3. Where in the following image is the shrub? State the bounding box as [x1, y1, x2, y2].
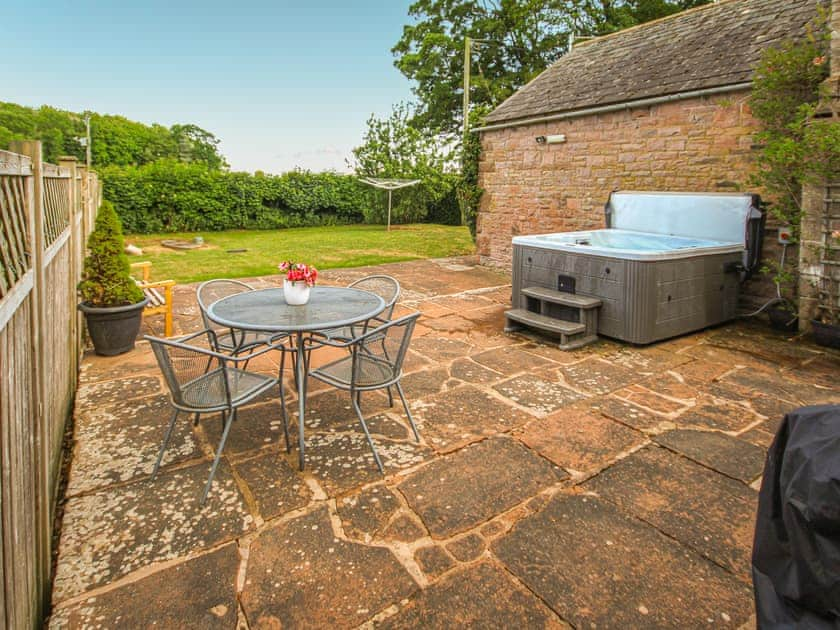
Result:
[457, 106, 489, 240]
[78, 201, 145, 306]
[100, 162, 372, 233]
[750, 16, 830, 237]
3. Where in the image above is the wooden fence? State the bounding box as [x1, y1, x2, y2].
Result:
[0, 142, 99, 628]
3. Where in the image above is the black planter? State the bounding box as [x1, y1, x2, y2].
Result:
[811, 320, 840, 349]
[767, 306, 799, 332]
[78, 298, 149, 356]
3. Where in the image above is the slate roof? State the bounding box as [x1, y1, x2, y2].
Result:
[485, 0, 823, 125]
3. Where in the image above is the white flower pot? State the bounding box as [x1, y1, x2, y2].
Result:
[283, 279, 311, 305]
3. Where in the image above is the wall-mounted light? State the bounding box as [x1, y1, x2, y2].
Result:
[535, 134, 566, 145]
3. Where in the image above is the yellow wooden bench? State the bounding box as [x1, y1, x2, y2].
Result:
[130, 261, 175, 337]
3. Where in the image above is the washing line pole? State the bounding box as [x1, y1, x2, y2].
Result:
[388, 189, 393, 231]
[359, 177, 422, 232]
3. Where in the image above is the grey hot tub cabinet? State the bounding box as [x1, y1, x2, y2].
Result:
[511, 245, 742, 344]
[506, 191, 764, 346]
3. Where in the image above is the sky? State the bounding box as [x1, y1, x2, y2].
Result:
[0, 0, 416, 173]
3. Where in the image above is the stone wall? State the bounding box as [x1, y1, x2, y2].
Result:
[797, 0, 840, 328]
[476, 91, 784, 306]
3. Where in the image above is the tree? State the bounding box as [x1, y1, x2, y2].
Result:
[78, 200, 145, 306]
[172, 123, 227, 169]
[392, 0, 712, 133]
[0, 100, 227, 169]
[351, 102, 457, 223]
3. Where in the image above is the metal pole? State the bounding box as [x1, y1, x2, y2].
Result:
[463, 36, 471, 141]
[84, 114, 91, 170]
[387, 189, 392, 232]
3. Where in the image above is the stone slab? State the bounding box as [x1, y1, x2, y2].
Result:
[411, 384, 533, 453]
[201, 400, 289, 456]
[493, 494, 753, 628]
[589, 397, 668, 432]
[410, 336, 474, 363]
[612, 384, 688, 416]
[380, 514, 427, 543]
[493, 374, 586, 415]
[67, 394, 201, 496]
[49, 544, 239, 629]
[75, 375, 162, 412]
[233, 450, 312, 521]
[414, 546, 455, 579]
[303, 432, 432, 496]
[654, 429, 766, 483]
[445, 533, 485, 562]
[241, 506, 417, 628]
[471, 346, 552, 376]
[449, 357, 505, 385]
[675, 398, 759, 432]
[377, 562, 565, 629]
[398, 437, 565, 538]
[584, 446, 757, 578]
[400, 367, 452, 399]
[517, 410, 645, 475]
[53, 461, 251, 602]
[337, 484, 402, 542]
[557, 358, 638, 395]
[636, 371, 700, 402]
[721, 367, 838, 406]
[598, 346, 692, 373]
[79, 347, 159, 383]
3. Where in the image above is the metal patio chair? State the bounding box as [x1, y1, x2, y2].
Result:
[197, 279, 285, 354]
[197, 279, 297, 426]
[313, 275, 402, 407]
[320, 275, 401, 342]
[306, 312, 421, 472]
[147, 329, 288, 504]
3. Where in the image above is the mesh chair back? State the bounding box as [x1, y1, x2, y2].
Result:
[350, 312, 419, 387]
[349, 275, 401, 319]
[148, 334, 227, 410]
[197, 279, 254, 332]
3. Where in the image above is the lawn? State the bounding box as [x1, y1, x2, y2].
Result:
[126, 224, 475, 283]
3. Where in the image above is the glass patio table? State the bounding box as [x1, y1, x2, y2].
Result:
[207, 286, 385, 469]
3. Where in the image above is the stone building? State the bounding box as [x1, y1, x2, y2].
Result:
[475, 0, 824, 306]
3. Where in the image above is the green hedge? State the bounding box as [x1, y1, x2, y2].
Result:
[100, 161, 376, 233]
[101, 160, 463, 233]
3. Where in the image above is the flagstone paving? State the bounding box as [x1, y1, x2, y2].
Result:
[50, 256, 840, 628]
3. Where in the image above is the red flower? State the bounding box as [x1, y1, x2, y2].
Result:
[278, 260, 318, 286]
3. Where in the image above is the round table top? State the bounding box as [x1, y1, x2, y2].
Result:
[207, 286, 385, 333]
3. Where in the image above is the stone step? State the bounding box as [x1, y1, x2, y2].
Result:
[504, 309, 586, 336]
[521, 287, 602, 310]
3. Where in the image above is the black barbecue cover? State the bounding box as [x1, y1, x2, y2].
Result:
[752, 404, 840, 628]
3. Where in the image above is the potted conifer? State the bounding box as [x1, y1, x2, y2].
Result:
[78, 201, 148, 355]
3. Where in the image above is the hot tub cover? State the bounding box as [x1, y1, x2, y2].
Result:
[752, 404, 840, 628]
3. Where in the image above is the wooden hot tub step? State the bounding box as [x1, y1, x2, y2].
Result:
[504, 309, 585, 335]
[521, 287, 602, 309]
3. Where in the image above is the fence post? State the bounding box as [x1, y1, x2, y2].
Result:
[63, 158, 81, 368]
[11, 140, 49, 614]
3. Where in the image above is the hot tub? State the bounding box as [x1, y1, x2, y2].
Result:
[513, 229, 744, 260]
[509, 191, 764, 345]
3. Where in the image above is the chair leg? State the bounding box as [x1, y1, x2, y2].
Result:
[193, 412, 200, 427]
[201, 409, 236, 505]
[152, 409, 180, 479]
[278, 354, 291, 453]
[387, 386, 394, 408]
[395, 382, 420, 442]
[352, 392, 384, 473]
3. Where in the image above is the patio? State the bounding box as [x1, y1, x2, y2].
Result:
[49, 257, 839, 628]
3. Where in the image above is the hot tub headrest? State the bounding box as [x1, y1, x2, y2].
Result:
[605, 191, 762, 246]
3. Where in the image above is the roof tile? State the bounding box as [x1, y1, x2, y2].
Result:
[485, 0, 823, 125]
